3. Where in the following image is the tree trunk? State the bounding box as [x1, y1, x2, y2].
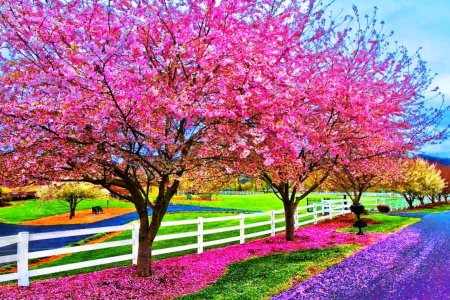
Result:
[430, 195, 436, 204]
[134, 175, 180, 277]
[136, 235, 152, 277]
[135, 202, 152, 277]
[402, 193, 414, 209]
[353, 190, 363, 205]
[417, 196, 425, 206]
[406, 199, 414, 209]
[283, 201, 295, 241]
[69, 208, 75, 219]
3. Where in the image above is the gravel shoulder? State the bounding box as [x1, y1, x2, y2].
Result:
[273, 211, 450, 300]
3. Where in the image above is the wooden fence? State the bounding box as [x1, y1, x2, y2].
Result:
[0, 201, 350, 286]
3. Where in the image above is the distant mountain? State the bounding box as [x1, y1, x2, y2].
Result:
[418, 154, 450, 166]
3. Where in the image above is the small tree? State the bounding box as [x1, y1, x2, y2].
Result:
[420, 163, 446, 204]
[327, 161, 386, 205]
[39, 182, 109, 219]
[393, 158, 445, 207]
[180, 167, 233, 198]
[436, 163, 450, 201]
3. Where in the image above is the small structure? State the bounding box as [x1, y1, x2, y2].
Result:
[350, 204, 367, 235]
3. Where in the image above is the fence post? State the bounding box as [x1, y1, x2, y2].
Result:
[132, 222, 140, 265]
[294, 208, 299, 229]
[341, 200, 345, 215]
[198, 217, 204, 254]
[17, 232, 29, 287]
[313, 203, 318, 224]
[271, 210, 275, 237]
[239, 213, 245, 244]
[329, 202, 333, 219]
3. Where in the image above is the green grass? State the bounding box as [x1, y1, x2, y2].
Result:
[172, 193, 284, 211]
[337, 213, 421, 234]
[0, 193, 405, 224]
[172, 193, 401, 211]
[178, 245, 360, 300]
[0, 198, 133, 224]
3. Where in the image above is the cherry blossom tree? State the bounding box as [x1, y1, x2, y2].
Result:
[327, 156, 397, 205]
[0, 0, 334, 276]
[241, 7, 448, 240]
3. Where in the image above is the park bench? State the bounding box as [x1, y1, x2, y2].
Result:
[92, 206, 103, 214]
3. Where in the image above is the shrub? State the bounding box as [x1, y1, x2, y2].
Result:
[198, 193, 212, 200]
[377, 204, 391, 213]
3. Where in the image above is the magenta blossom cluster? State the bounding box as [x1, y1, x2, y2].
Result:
[0, 222, 388, 300]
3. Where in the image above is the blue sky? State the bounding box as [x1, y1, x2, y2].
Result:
[328, 0, 450, 157]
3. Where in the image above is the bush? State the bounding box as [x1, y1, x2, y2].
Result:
[377, 204, 391, 213]
[198, 193, 212, 200]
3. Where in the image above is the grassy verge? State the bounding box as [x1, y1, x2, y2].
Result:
[171, 194, 283, 211]
[402, 203, 450, 214]
[337, 213, 420, 234]
[179, 244, 360, 300]
[0, 199, 133, 224]
[171, 194, 400, 211]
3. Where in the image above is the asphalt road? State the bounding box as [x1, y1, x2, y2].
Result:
[273, 211, 450, 300]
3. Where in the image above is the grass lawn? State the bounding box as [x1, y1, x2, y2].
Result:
[0, 198, 133, 224]
[172, 193, 397, 211]
[179, 244, 359, 300]
[171, 193, 284, 211]
[0, 193, 406, 224]
[337, 213, 421, 234]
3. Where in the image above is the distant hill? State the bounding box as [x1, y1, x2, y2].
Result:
[419, 154, 450, 166]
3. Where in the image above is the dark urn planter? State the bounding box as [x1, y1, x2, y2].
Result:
[350, 204, 367, 235]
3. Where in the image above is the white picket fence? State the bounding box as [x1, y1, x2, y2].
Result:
[0, 201, 350, 287]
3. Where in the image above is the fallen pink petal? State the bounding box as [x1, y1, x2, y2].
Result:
[0, 220, 388, 300]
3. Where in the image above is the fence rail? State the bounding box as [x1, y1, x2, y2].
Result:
[0, 197, 414, 287]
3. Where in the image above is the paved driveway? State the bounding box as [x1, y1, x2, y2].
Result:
[273, 211, 450, 300]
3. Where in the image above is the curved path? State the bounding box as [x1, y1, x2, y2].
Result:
[273, 211, 450, 300]
[0, 204, 251, 257]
